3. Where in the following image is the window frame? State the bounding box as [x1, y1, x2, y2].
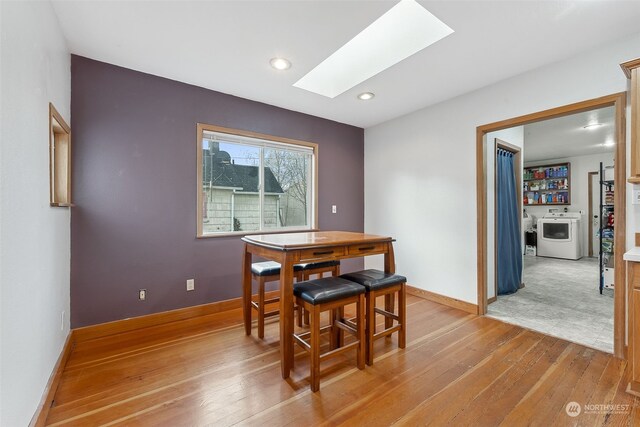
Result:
[49, 103, 72, 207]
[196, 123, 318, 238]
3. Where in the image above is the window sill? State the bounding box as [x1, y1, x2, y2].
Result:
[197, 228, 319, 239]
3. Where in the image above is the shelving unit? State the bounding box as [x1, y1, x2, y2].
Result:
[523, 162, 571, 206]
[599, 162, 615, 294]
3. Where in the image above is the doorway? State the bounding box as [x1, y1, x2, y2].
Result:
[476, 93, 627, 358]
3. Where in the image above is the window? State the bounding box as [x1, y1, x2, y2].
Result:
[542, 222, 570, 240]
[49, 103, 72, 207]
[197, 124, 317, 237]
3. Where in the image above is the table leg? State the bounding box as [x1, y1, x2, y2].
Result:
[242, 244, 252, 335]
[384, 241, 396, 275]
[384, 242, 396, 329]
[279, 252, 295, 379]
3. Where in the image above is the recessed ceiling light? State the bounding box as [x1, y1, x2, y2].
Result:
[358, 92, 375, 101]
[270, 58, 291, 71]
[294, 0, 454, 98]
[583, 123, 603, 130]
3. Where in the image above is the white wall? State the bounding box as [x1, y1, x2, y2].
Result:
[485, 127, 524, 300]
[0, 1, 70, 425]
[524, 152, 615, 258]
[365, 31, 640, 305]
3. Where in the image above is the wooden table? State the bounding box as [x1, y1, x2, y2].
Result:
[241, 231, 395, 379]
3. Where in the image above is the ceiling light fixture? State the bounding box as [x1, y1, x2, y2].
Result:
[294, 0, 454, 98]
[583, 123, 603, 130]
[358, 92, 375, 101]
[270, 58, 291, 71]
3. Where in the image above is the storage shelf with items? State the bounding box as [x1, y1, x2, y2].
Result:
[523, 162, 571, 206]
[599, 163, 615, 294]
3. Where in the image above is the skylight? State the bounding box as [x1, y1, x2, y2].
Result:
[293, 0, 454, 98]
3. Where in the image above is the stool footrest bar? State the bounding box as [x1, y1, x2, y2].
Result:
[295, 325, 333, 340]
[335, 320, 357, 335]
[374, 307, 398, 320]
[374, 325, 401, 340]
[294, 334, 312, 351]
[319, 341, 359, 361]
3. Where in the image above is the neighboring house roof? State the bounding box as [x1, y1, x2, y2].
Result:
[202, 149, 284, 193]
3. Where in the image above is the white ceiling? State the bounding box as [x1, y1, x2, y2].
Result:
[50, 0, 640, 128]
[523, 106, 615, 162]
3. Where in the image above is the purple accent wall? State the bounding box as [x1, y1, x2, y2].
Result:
[70, 56, 364, 328]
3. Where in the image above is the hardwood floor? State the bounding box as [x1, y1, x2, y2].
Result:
[46, 295, 639, 426]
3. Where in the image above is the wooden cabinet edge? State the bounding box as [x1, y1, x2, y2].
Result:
[621, 58, 640, 180]
[628, 261, 640, 396]
[621, 58, 640, 79]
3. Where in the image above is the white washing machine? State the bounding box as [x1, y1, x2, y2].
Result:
[537, 212, 583, 260]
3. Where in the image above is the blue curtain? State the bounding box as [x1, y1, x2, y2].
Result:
[497, 149, 522, 295]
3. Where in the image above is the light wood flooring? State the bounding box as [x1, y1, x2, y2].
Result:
[46, 295, 640, 426]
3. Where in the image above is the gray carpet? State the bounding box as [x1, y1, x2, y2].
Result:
[487, 256, 614, 353]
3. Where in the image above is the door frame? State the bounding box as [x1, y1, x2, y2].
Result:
[476, 92, 627, 359]
[491, 139, 522, 303]
[588, 170, 599, 257]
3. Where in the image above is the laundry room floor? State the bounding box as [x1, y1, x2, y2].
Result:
[487, 256, 614, 353]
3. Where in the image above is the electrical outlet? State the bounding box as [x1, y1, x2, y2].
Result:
[139, 289, 146, 300]
[633, 189, 640, 205]
[332, 205, 337, 214]
[187, 279, 195, 291]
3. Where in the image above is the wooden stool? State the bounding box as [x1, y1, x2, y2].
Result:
[297, 260, 340, 325]
[250, 261, 303, 339]
[340, 269, 406, 365]
[298, 260, 340, 280]
[250, 260, 340, 339]
[293, 277, 365, 392]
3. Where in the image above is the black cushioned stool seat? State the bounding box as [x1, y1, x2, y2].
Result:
[294, 277, 364, 305]
[340, 269, 407, 291]
[340, 269, 406, 366]
[252, 260, 339, 277]
[251, 261, 303, 277]
[292, 277, 365, 392]
[296, 259, 340, 271]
